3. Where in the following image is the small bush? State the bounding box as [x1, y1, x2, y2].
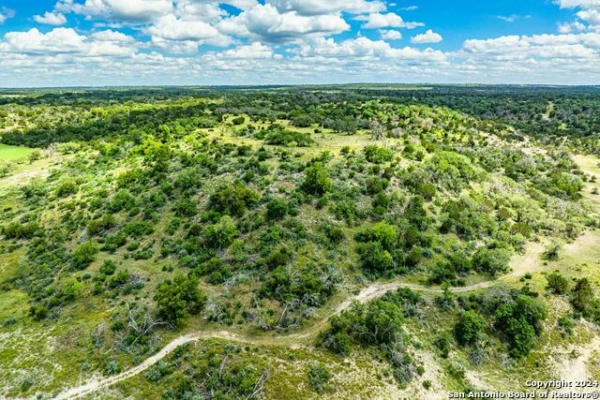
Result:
[546, 272, 569, 295]
[308, 363, 332, 393]
[455, 310, 486, 346]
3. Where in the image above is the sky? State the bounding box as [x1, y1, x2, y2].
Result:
[0, 0, 599, 87]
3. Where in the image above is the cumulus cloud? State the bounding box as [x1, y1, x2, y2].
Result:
[358, 12, 423, 29]
[219, 4, 350, 43]
[556, 0, 600, 8]
[56, 0, 173, 22]
[147, 14, 232, 53]
[2, 0, 600, 85]
[220, 42, 273, 59]
[380, 29, 402, 40]
[578, 9, 600, 24]
[462, 32, 600, 61]
[0, 27, 137, 57]
[34, 11, 68, 26]
[558, 20, 587, 32]
[268, 0, 386, 16]
[297, 37, 446, 62]
[556, 0, 600, 29]
[90, 29, 136, 42]
[411, 30, 443, 44]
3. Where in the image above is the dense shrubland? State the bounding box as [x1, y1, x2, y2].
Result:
[0, 86, 598, 397]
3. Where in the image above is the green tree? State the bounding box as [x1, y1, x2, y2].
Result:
[204, 216, 238, 249]
[302, 162, 331, 195]
[473, 247, 510, 276]
[455, 310, 486, 346]
[209, 182, 260, 217]
[155, 275, 206, 327]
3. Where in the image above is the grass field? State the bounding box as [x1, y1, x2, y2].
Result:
[0, 144, 33, 161]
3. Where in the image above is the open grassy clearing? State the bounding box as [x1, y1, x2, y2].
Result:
[0, 144, 33, 161]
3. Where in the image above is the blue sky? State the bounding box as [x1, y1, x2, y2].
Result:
[0, 0, 598, 86]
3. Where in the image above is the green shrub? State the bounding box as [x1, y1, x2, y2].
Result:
[364, 145, 394, 164]
[511, 222, 532, 238]
[204, 216, 238, 249]
[356, 242, 393, 273]
[209, 182, 260, 217]
[72, 241, 98, 270]
[302, 162, 331, 195]
[291, 114, 313, 128]
[87, 215, 116, 236]
[29, 304, 48, 321]
[571, 278, 596, 316]
[308, 363, 332, 393]
[266, 198, 288, 220]
[494, 295, 548, 357]
[356, 222, 398, 250]
[365, 177, 389, 195]
[232, 116, 246, 125]
[2, 221, 39, 239]
[109, 189, 135, 212]
[265, 128, 313, 147]
[542, 243, 561, 261]
[455, 310, 486, 346]
[416, 182, 436, 200]
[473, 247, 510, 276]
[99, 260, 117, 275]
[123, 220, 154, 237]
[173, 197, 197, 217]
[428, 262, 456, 285]
[546, 272, 569, 295]
[56, 179, 78, 197]
[155, 274, 206, 327]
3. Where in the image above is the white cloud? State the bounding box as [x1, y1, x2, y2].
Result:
[2, 0, 600, 86]
[56, 0, 173, 22]
[462, 32, 600, 60]
[297, 37, 446, 62]
[147, 14, 233, 54]
[90, 29, 135, 42]
[380, 29, 402, 40]
[268, 0, 386, 16]
[0, 27, 138, 57]
[358, 12, 423, 29]
[221, 0, 259, 10]
[411, 29, 443, 44]
[497, 15, 518, 23]
[556, 0, 600, 8]
[558, 20, 587, 32]
[34, 11, 68, 26]
[219, 4, 350, 43]
[148, 15, 221, 42]
[220, 42, 273, 59]
[578, 9, 600, 24]
[1, 28, 86, 54]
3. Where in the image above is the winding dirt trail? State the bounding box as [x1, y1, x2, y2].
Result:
[46, 278, 505, 399]
[40, 154, 600, 399]
[47, 274, 545, 400]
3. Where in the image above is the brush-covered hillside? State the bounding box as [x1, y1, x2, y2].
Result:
[1, 86, 600, 400]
